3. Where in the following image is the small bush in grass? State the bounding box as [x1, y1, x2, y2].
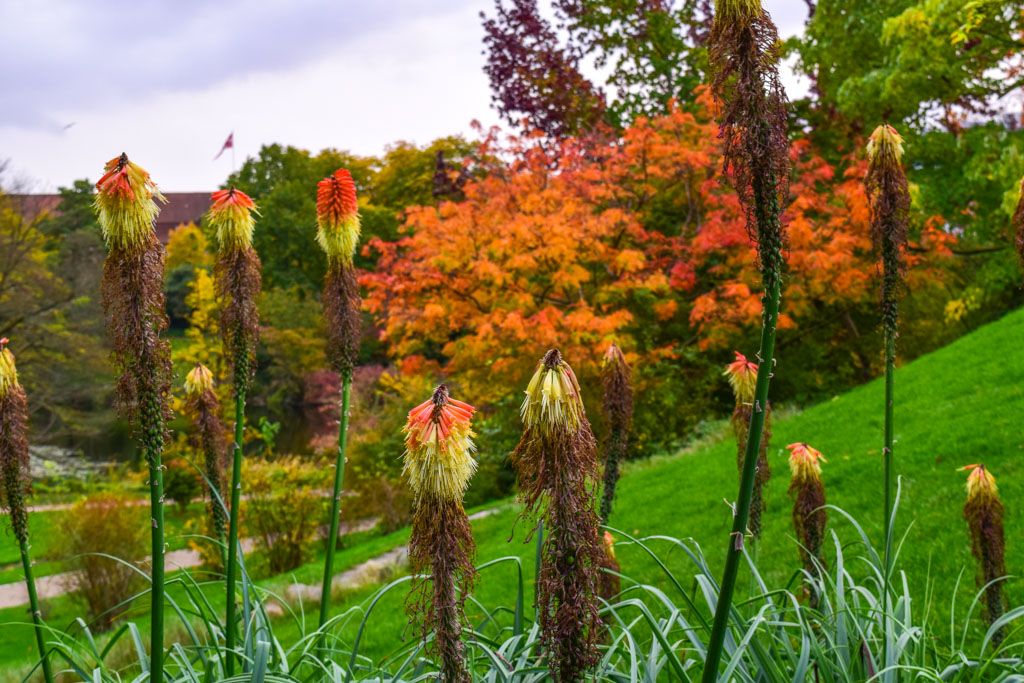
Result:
[59, 493, 147, 630]
[243, 456, 330, 575]
[358, 474, 414, 533]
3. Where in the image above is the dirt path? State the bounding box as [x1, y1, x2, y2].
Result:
[0, 505, 510, 610]
[27, 490, 355, 513]
[0, 518, 378, 609]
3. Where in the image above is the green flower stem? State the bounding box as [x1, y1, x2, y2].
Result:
[149, 460, 165, 679]
[702, 160, 783, 682]
[881, 288, 897, 672]
[318, 378, 352, 650]
[701, 276, 780, 682]
[599, 429, 621, 524]
[225, 389, 245, 677]
[883, 331, 895, 565]
[19, 536, 52, 683]
[141, 381, 166, 681]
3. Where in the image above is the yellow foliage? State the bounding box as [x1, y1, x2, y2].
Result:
[943, 287, 981, 324]
[166, 222, 212, 271]
[170, 268, 229, 414]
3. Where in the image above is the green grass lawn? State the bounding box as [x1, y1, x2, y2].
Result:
[301, 304, 1024, 663]
[0, 503, 207, 585]
[2, 306, 1021, 674]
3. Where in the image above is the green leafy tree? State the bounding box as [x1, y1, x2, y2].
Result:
[797, 0, 1023, 127]
[481, 0, 712, 135]
[795, 0, 1024, 325]
[557, 0, 711, 127]
[225, 139, 474, 292]
[226, 145, 372, 291]
[0, 175, 109, 441]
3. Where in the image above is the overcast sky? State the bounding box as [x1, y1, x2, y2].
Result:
[0, 0, 810, 192]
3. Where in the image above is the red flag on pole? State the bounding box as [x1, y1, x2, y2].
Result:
[214, 132, 234, 160]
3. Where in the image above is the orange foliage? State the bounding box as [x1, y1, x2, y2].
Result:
[363, 96, 953, 402]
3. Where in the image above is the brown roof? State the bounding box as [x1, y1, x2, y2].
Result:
[12, 192, 212, 243]
[152, 193, 211, 242]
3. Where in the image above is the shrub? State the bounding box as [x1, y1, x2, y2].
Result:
[243, 456, 330, 575]
[358, 475, 413, 534]
[58, 493, 148, 630]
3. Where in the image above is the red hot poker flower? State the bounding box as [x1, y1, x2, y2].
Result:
[208, 188, 258, 252]
[724, 351, 758, 404]
[316, 169, 361, 265]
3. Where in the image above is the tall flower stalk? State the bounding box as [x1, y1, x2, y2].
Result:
[599, 343, 632, 525]
[183, 364, 229, 568]
[960, 464, 1007, 645]
[0, 342, 53, 683]
[206, 187, 261, 672]
[315, 169, 362, 640]
[1013, 174, 1024, 271]
[94, 154, 172, 676]
[702, 0, 789, 678]
[865, 123, 909, 570]
[403, 385, 478, 682]
[787, 442, 827, 608]
[513, 349, 602, 683]
[724, 351, 771, 539]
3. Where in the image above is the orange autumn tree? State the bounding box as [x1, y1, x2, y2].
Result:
[363, 94, 954, 423]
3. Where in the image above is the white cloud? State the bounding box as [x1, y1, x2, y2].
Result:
[0, 0, 808, 192]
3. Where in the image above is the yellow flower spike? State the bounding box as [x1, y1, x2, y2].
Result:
[206, 188, 258, 252]
[723, 351, 758, 404]
[184, 364, 214, 399]
[520, 349, 585, 435]
[867, 124, 905, 165]
[787, 442, 825, 485]
[93, 153, 166, 253]
[402, 385, 478, 501]
[316, 169, 361, 266]
[959, 463, 999, 507]
[0, 343, 19, 399]
[603, 531, 616, 560]
[714, 0, 761, 24]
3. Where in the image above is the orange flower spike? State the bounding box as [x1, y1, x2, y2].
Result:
[206, 187, 259, 252]
[723, 350, 758, 404]
[959, 463, 1000, 507]
[94, 153, 165, 253]
[603, 531, 616, 560]
[787, 442, 825, 484]
[316, 168, 361, 266]
[402, 384, 477, 501]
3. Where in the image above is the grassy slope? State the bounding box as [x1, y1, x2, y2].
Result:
[2, 307, 1022, 673]
[304, 306, 1024, 664]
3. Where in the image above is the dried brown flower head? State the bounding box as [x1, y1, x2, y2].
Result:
[961, 464, 1007, 642]
[1012, 175, 1024, 271]
[405, 385, 478, 682]
[599, 344, 633, 524]
[865, 124, 910, 340]
[0, 345, 31, 545]
[787, 442, 827, 605]
[183, 364, 229, 550]
[96, 155, 172, 449]
[208, 189, 262, 392]
[708, 0, 790, 280]
[513, 349, 603, 682]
